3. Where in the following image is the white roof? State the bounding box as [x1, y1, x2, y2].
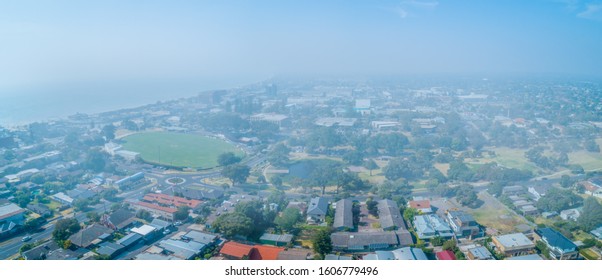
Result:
[131, 225, 157, 236]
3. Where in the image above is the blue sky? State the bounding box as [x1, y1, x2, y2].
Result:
[1, 0, 601, 92]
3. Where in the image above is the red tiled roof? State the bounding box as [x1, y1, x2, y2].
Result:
[436, 250, 456, 260]
[409, 200, 431, 209]
[143, 193, 202, 208]
[250, 245, 285, 260]
[133, 201, 177, 213]
[220, 241, 254, 259]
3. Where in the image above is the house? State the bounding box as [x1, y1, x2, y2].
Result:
[506, 254, 544, 260]
[559, 208, 581, 221]
[584, 178, 602, 198]
[277, 248, 312, 260]
[363, 247, 428, 260]
[492, 233, 535, 257]
[324, 254, 353, 260]
[51, 192, 74, 205]
[528, 185, 554, 201]
[117, 232, 143, 249]
[436, 250, 456, 260]
[250, 113, 289, 127]
[114, 172, 146, 190]
[331, 231, 412, 251]
[68, 224, 114, 248]
[413, 214, 454, 240]
[306, 197, 328, 224]
[249, 245, 285, 260]
[378, 199, 407, 230]
[27, 203, 52, 217]
[157, 239, 206, 260]
[182, 230, 218, 246]
[220, 241, 254, 260]
[165, 185, 224, 200]
[333, 199, 354, 231]
[128, 200, 177, 221]
[535, 228, 579, 260]
[259, 233, 294, 246]
[446, 211, 483, 239]
[131, 225, 158, 242]
[521, 205, 539, 216]
[149, 218, 172, 232]
[22, 241, 88, 260]
[407, 200, 433, 214]
[0, 202, 26, 237]
[142, 193, 202, 209]
[541, 211, 558, 219]
[466, 246, 494, 260]
[502, 185, 525, 196]
[103, 208, 136, 230]
[96, 242, 125, 259]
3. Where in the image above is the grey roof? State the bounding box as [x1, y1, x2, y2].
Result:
[166, 185, 224, 200]
[0, 203, 25, 220]
[67, 189, 96, 200]
[135, 253, 180, 260]
[150, 218, 171, 231]
[22, 241, 87, 260]
[260, 233, 293, 244]
[503, 185, 525, 193]
[333, 199, 353, 229]
[68, 224, 114, 248]
[96, 242, 125, 258]
[506, 254, 544, 260]
[468, 247, 494, 260]
[324, 254, 352, 260]
[331, 231, 400, 250]
[117, 232, 143, 247]
[277, 249, 311, 260]
[365, 247, 427, 260]
[396, 229, 414, 246]
[413, 214, 454, 239]
[183, 230, 218, 244]
[448, 211, 475, 224]
[378, 199, 406, 230]
[158, 239, 206, 260]
[493, 233, 534, 248]
[108, 209, 136, 229]
[26, 203, 51, 215]
[307, 197, 329, 216]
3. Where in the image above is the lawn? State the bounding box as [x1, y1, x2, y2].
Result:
[483, 147, 540, 173]
[463, 192, 532, 235]
[568, 150, 602, 172]
[121, 132, 244, 169]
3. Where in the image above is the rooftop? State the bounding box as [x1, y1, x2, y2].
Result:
[436, 250, 456, 260]
[493, 233, 534, 248]
[220, 241, 254, 259]
[260, 233, 294, 243]
[250, 245, 285, 260]
[0, 203, 25, 220]
[536, 228, 577, 252]
[68, 224, 114, 248]
[143, 193, 202, 208]
[131, 225, 157, 236]
[333, 199, 353, 229]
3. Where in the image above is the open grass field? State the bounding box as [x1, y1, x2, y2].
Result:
[121, 132, 244, 169]
[568, 150, 602, 171]
[483, 147, 540, 173]
[463, 192, 532, 234]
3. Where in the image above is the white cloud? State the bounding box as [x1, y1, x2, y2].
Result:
[391, 0, 439, 19]
[577, 3, 602, 20]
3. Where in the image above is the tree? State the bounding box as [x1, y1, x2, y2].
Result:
[559, 175, 574, 188]
[136, 209, 153, 222]
[275, 208, 302, 232]
[430, 236, 445, 246]
[101, 124, 116, 141]
[217, 152, 242, 166]
[366, 198, 379, 217]
[268, 143, 291, 167]
[52, 218, 81, 244]
[269, 176, 283, 187]
[455, 185, 479, 207]
[311, 229, 332, 258]
[383, 158, 421, 181]
[536, 188, 583, 212]
[577, 197, 602, 232]
[86, 212, 100, 223]
[174, 206, 191, 221]
[84, 150, 107, 172]
[221, 164, 250, 185]
[29, 173, 46, 185]
[363, 159, 379, 176]
[212, 212, 253, 238]
[403, 207, 420, 226]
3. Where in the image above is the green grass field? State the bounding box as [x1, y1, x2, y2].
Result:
[121, 132, 244, 168]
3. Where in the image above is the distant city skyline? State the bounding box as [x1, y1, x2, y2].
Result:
[1, 0, 601, 94]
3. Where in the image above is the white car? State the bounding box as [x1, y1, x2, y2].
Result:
[21, 235, 32, 242]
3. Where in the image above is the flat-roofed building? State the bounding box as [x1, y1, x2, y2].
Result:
[492, 233, 535, 257]
[413, 214, 454, 240]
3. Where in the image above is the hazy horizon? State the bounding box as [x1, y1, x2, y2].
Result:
[1, 1, 602, 125]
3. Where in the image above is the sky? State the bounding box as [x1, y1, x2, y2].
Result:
[1, 0, 602, 94]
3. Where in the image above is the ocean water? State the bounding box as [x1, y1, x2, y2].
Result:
[0, 78, 255, 127]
